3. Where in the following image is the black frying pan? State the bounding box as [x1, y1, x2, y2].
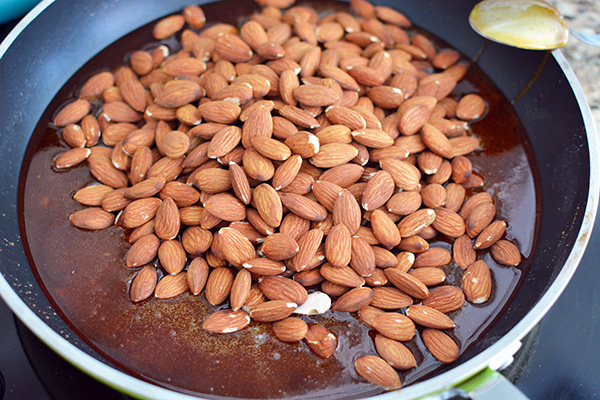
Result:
[0, 0, 597, 399]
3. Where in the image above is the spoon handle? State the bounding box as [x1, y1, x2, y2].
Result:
[569, 30, 600, 47]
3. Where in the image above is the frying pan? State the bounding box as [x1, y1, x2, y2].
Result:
[0, 0, 597, 399]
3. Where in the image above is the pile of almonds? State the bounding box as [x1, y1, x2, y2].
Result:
[52, 0, 524, 390]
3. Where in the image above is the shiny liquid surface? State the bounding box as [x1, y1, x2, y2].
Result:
[19, 1, 540, 398]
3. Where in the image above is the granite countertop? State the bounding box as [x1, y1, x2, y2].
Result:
[547, 0, 600, 136]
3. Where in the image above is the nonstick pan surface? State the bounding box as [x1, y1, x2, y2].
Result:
[0, 0, 597, 399]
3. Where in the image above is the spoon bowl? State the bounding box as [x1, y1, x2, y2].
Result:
[469, 0, 569, 50]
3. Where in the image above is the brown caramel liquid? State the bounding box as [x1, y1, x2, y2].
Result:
[18, 1, 540, 398]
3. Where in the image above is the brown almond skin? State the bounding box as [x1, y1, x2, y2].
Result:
[203, 309, 251, 334]
[385, 268, 429, 300]
[370, 287, 413, 310]
[129, 266, 158, 303]
[374, 334, 417, 371]
[331, 287, 374, 312]
[406, 305, 455, 329]
[421, 328, 460, 364]
[249, 300, 297, 322]
[423, 286, 465, 314]
[69, 207, 114, 230]
[490, 239, 522, 266]
[453, 234, 476, 269]
[155, 272, 188, 299]
[125, 234, 160, 268]
[205, 267, 235, 306]
[304, 325, 338, 359]
[272, 317, 309, 342]
[230, 269, 252, 312]
[258, 276, 308, 305]
[462, 260, 492, 304]
[355, 355, 402, 389]
[324, 224, 352, 268]
[372, 312, 416, 342]
[187, 258, 209, 295]
[474, 220, 507, 250]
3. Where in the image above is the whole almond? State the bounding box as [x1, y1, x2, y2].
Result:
[292, 229, 324, 271]
[203, 309, 251, 334]
[324, 224, 352, 268]
[422, 286, 465, 313]
[413, 247, 451, 268]
[372, 312, 415, 342]
[304, 324, 338, 359]
[259, 276, 308, 305]
[331, 287, 374, 312]
[452, 234, 476, 269]
[242, 258, 287, 275]
[216, 227, 256, 267]
[374, 334, 416, 371]
[158, 239, 187, 275]
[155, 272, 188, 299]
[205, 267, 235, 306]
[462, 260, 492, 304]
[474, 220, 507, 250]
[385, 268, 429, 300]
[280, 192, 328, 222]
[249, 300, 297, 322]
[490, 239, 522, 266]
[333, 189, 362, 234]
[406, 305, 455, 329]
[187, 257, 209, 295]
[421, 328, 460, 363]
[129, 266, 158, 303]
[272, 317, 309, 342]
[252, 183, 283, 227]
[230, 269, 252, 312]
[260, 232, 299, 261]
[355, 354, 402, 389]
[371, 287, 413, 309]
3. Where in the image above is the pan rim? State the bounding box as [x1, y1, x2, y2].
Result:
[0, 1, 598, 399]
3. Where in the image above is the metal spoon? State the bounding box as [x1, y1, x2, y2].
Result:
[469, 0, 600, 50]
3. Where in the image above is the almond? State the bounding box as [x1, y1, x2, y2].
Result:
[421, 328, 460, 363]
[422, 286, 465, 313]
[242, 258, 287, 275]
[280, 192, 327, 221]
[333, 189, 362, 234]
[272, 317, 309, 342]
[180, 226, 213, 256]
[230, 269, 252, 311]
[397, 208, 436, 238]
[260, 232, 299, 260]
[462, 260, 492, 304]
[320, 262, 365, 288]
[291, 229, 324, 271]
[259, 276, 308, 305]
[385, 268, 429, 300]
[372, 312, 415, 341]
[187, 257, 209, 295]
[252, 183, 283, 227]
[406, 305, 455, 329]
[216, 227, 256, 267]
[490, 239, 522, 266]
[374, 334, 416, 371]
[70, 207, 115, 230]
[158, 239, 187, 275]
[453, 234, 476, 269]
[371, 287, 413, 309]
[474, 220, 507, 250]
[129, 266, 158, 303]
[203, 309, 251, 334]
[331, 287, 373, 312]
[155, 272, 188, 299]
[355, 355, 402, 389]
[304, 324, 338, 358]
[370, 209, 401, 249]
[324, 224, 352, 268]
[413, 247, 451, 268]
[249, 300, 297, 322]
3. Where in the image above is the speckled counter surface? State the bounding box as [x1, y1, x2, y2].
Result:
[547, 0, 600, 135]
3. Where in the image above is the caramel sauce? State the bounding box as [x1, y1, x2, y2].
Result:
[18, 1, 540, 398]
